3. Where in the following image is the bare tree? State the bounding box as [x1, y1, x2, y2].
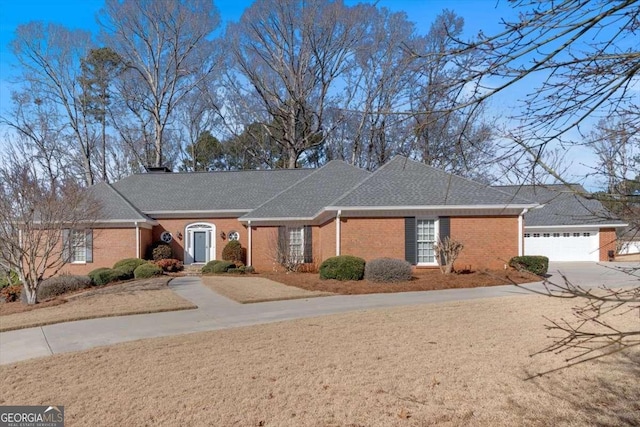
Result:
[98, 0, 221, 168]
[9, 22, 98, 186]
[409, 10, 496, 181]
[449, 0, 640, 369]
[434, 237, 464, 275]
[226, 0, 367, 168]
[0, 152, 100, 304]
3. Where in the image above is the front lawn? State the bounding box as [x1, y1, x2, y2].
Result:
[259, 268, 539, 295]
[0, 277, 196, 332]
[1, 294, 637, 426]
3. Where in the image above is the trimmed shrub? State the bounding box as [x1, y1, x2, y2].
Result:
[1, 284, 21, 302]
[319, 255, 366, 281]
[0, 270, 20, 288]
[212, 261, 235, 274]
[509, 256, 549, 276]
[88, 268, 128, 286]
[148, 241, 173, 261]
[201, 260, 221, 274]
[38, 275, 92, 300]
[222, 240, 244, 263]
[244, 266, 255, 274]
[155, 258, 184, 272]
[364, 258, 413, 283]
[113, 258, 147, 278]
[134, 263, 163, 279]
[227, 267, 244, 274]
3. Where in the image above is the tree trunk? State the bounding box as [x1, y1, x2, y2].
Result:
[23, 285, 37, 305]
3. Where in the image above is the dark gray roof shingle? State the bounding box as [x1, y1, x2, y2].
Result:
[496, 184, 626, 226]
[242, 161, 370, 220]
[332, 156, 535, 207]
[88, 183, 152, 221]
[111, 169, 312, 212]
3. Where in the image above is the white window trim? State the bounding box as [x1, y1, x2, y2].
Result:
[416, 218, 439, 267]
[70, 229, 87, 264]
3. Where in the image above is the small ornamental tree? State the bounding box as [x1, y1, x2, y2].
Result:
[434, 237, 464, 275]
[0, 161, 100, 304]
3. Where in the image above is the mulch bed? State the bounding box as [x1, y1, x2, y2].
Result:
[258, 268, 540, 295]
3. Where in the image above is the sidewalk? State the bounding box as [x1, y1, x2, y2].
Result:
[1, 262, 636, 365]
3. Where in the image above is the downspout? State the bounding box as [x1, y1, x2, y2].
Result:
[247, 220, 252, 266]
[335, 210, 342, 256]
[135, 222, 140, 259]
[518, 209, 528, 257]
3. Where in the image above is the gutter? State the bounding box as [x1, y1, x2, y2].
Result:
[336, 210, 341, 256]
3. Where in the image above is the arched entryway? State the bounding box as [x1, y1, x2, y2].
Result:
[184, 223, 216, 264]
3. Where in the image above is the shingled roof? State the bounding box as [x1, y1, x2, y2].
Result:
[111, 169, 312, 213]
[88, 183, 154, 223]
[241, 160, 370, 220]
[496, 184, 626, 227]
[331, 156, 535, 208]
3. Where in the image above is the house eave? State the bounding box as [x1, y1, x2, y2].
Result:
[526, 223, 628, 230]
[145, 210, 251, 219]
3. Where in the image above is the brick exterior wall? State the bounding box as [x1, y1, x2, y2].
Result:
[59, 227, 137, 275]
[340, 217, 405, 261]
[599, 228, 617, 261]
[152, 218, 248, 262]
[450, 216, 519, 270]
[55, 214, 521, 276]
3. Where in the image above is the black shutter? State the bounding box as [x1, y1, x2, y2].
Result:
[304, 226, 313, 263]
[277, 226, 286, 264]
[62, 229, 70, 262]
[439, 217, 450, 240]
[404, 217, 416, 264]
[85, 229, 93, 263]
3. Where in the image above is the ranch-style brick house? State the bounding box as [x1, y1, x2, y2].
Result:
[59, 156, 624, 275]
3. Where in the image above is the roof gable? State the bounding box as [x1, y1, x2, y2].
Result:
[242, 160, 371, 220]
[332, 156, 534, 208]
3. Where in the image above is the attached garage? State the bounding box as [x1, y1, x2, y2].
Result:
[524, 229, 599, 261]
[495, 184, 627, 262]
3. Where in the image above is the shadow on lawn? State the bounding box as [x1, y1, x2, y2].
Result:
[515, 351, 640, 426]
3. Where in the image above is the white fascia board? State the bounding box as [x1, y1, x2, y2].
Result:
[526, 223, 628, 230]
[325, 204, 538, 211]
[239, 217, 317, 225]
[146, 210, 250, 219]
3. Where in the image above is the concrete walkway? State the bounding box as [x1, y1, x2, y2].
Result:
[1, 262, 637, 365]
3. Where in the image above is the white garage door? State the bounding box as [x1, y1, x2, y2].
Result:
[524, 230, 599, 261]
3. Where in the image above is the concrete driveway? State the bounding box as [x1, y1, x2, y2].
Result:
[547, 261, 639, 287]
[1, 262, 637, 365]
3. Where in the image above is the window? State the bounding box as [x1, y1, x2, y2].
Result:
[288, 227, 304, 260]
[552, 233, 560, 237]
[65, 229, 92, 264]
[524, 233, 531, 238]
[70, 230, 86, 263]
[563, 233, 570, 237]
[228, 231, 240, 241]
[533, 233, 541, 238]
[573, 233, 581, 237]
[583, 232, 591, 237]
[416, 219, 436, 264]
[543, 233, 551, 238]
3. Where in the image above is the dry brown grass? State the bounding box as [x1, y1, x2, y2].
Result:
[1, 295, 638, 426]
[0, 278, 196, 332]
[202, 275, 333, 303]
[259, 268, 539, 295]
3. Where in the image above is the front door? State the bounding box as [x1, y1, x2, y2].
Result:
[193, 231, 207, 263]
